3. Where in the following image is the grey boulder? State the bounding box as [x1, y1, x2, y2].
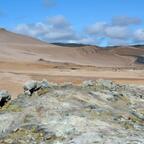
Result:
[23, 80, 49, 95]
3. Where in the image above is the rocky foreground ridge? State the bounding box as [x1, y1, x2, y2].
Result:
[0, 80, 144, 144]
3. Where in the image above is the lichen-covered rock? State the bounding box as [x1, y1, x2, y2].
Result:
[0, 90, 11, 107]
[23, 80, 49, 95]
[131, 109, 144, 121]
[0, 80, 144, 143]
[23, 80, 37, 94]
[82, 79, 122, 92]
[40, 79, 49, 89]
[82, 80, 95, 87]
[0, 113, 24, 138]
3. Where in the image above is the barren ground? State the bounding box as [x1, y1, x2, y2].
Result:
[0, 29, 144, 99]
[0, 61, 144, 99]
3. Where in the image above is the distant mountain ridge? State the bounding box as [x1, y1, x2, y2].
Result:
[51, 42, 98, 48]
[51, 42, 144, 49]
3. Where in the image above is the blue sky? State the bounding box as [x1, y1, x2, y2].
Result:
[0, 0, 144, 46]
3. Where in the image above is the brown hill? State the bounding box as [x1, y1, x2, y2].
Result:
[0, 28, 47, 44]
[0, 29, 144, 97]
[0, 28, 144, 67]
[108, 46, 144, 57]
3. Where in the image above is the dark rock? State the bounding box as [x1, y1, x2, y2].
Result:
[0, 90, 11, 107]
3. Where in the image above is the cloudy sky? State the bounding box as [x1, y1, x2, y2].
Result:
[0, 0, 144, 46]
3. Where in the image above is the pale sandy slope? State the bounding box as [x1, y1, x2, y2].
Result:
[0, 28, 144, 98]
[1, 28, 143, 67]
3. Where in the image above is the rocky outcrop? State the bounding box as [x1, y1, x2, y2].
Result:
[23, 80, 49, 95]
[0, 90, 11, 107]
[0, 80, 144, 143]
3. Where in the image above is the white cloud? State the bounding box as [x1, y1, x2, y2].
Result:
[74, 37, 96, 44]
[48, 15, 70, 29]
[85, 16, 143, 45]
[85, 23, 131, 41]
[105, 26, 130, 39]
[85, 22, 107, 35]
[112, 16, 142, 26]
[14, 15, 78, 42]
[134, 29, 144, 41]
[14, 15, 144, 46]
[44, 30, 77, 41]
